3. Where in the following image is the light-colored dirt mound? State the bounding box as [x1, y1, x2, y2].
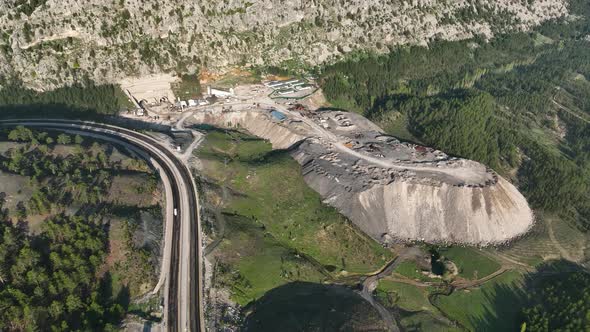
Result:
[188, 108, 534, 245]
[360, 177, 532, 244]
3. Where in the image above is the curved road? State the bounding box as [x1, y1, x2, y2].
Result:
[0, 119, 204, 332]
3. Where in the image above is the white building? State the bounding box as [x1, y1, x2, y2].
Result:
[207, 86, 234, 98]
[265, 78, 316, 95]
[176, 100, 188, 109]
[265, 79, 303, 89]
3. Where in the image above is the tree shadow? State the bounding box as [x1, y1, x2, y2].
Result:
[467, 280, 528, 331]
[115, 284, 131, 312]
[243, 281, 387, 332]
[94, 271, 131, 327]
[470, 259, 587, 331]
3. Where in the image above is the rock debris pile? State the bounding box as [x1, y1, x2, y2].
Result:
[190, 108, 534, 246]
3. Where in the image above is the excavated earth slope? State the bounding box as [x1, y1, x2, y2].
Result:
[190, 108, 534, 246]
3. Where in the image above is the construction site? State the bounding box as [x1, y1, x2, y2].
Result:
[119, 74, 318, 119]
[114, 72, 534, 246]
[109, 73, 549, 332]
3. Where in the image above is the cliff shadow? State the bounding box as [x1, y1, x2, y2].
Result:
[192, 123, 298, 165]
[469, 259, 588, 331]
[242, 281, 387, 332]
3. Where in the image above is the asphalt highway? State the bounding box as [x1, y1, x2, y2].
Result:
[0, 119, 204, 332]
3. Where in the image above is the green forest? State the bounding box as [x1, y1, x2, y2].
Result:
[0, 82, 131, 116]
[522, 271, 590, 331]
[0, 126, 159, 330]
[0, 212, 125, 331]
[320, 0, 590, 231]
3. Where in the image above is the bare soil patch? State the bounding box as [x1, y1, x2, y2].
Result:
[120, 74, 179, 103]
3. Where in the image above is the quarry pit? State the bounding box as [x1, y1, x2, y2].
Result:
[187, 105, 534, 246]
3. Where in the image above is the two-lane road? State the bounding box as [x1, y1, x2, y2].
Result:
[0, 119, 204, 332]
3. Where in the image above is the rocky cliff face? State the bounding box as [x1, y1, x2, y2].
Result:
[189, 108, 534, 246]
[0, 0, 568, 90]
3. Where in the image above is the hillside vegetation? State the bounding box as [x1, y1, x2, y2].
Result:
[197, 129, 393, 308]
[522, 270, 590, 330]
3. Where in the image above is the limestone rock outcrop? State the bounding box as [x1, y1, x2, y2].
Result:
[0, 0, 568, 90]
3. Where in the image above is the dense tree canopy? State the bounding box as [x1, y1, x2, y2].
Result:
[1, 128, 114, 209]
[0, 82, 129, 116]
[522, 272, 590, 331]
[0, 206, 127, 330]
[370, 91, 513, 169]
[0, 126, 160, 329]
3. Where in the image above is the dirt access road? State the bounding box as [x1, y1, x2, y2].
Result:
[355, 247, 424, 332]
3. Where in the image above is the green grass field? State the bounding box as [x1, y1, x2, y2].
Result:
[400, 311, 462, 332]
[433, 270, 525, 331]
[498, 213, 590, 265]
[216, 215, 326, 305]
[198, 129, 393, 304]
[376, 280, 436, 312]
[439, 247, 501, 280]
[394, 261, 438, 282]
